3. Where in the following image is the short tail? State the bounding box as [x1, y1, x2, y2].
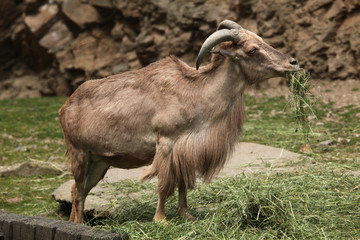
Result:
[140, 165, 158, 182]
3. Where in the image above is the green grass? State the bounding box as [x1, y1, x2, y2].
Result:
[0, 97, 70, 217]
[0, 175, 72, 217]
[243, 96, 360, 169]
[0, 97, 67, 165]
[0, 95, 359, 238]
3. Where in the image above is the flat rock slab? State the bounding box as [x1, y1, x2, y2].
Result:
[52, 142, 301, 217]
[0, 160, 65, 177]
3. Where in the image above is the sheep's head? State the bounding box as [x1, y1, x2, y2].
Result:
[196, 20, 299, 83]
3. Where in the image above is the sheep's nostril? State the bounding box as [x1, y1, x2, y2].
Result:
[290, 59, 298, 66]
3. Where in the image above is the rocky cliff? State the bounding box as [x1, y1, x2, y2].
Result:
[0, 0, 359, 99]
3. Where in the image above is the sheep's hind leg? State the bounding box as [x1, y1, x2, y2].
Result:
[81, 154, 110, 221]
[83, 155, 110, 197]
[69, 148, 87, 223]
[69, 150, 109, 223]
[70, 183, 82, 223]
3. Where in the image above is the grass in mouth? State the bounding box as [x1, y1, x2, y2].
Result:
[286, 70, 315, 148]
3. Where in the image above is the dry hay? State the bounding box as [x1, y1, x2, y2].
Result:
[286, 69, 315, 147]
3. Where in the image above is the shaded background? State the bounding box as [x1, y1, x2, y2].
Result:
[0, 0, 359, 99]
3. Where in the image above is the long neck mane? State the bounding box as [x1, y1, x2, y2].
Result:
[172, 57, 245, 189]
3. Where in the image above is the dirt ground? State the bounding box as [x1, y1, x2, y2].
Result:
[247, 79, 360, 108]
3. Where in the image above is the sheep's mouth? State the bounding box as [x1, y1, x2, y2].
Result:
[285, 64, 301, 73]
[285, 69, 301, 75]
[285, 69, 300, 74]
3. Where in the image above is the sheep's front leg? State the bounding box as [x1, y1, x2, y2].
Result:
[177, 178, 195, 221]
[152, 137, 176, 224]
[154, 194, 167, 222]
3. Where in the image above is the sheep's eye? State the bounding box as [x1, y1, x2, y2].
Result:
[248, 48, 257, 55]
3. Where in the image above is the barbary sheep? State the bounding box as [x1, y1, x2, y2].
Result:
[59, 20, 299, 223]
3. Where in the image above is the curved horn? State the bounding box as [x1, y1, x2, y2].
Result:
[196, 29, 242, 70]
[217, 19, 243, 31]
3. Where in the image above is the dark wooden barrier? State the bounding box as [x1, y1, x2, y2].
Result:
[0, 211, 128, 240]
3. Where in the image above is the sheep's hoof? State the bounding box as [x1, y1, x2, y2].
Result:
[179, 211, 196, 222]
[153, 217, 168, 226]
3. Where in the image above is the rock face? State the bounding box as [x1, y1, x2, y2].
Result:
[0, 0, 359, 99]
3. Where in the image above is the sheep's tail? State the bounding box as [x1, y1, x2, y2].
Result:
[140, 150, 178, 198]
[140, 165, 158, 182]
